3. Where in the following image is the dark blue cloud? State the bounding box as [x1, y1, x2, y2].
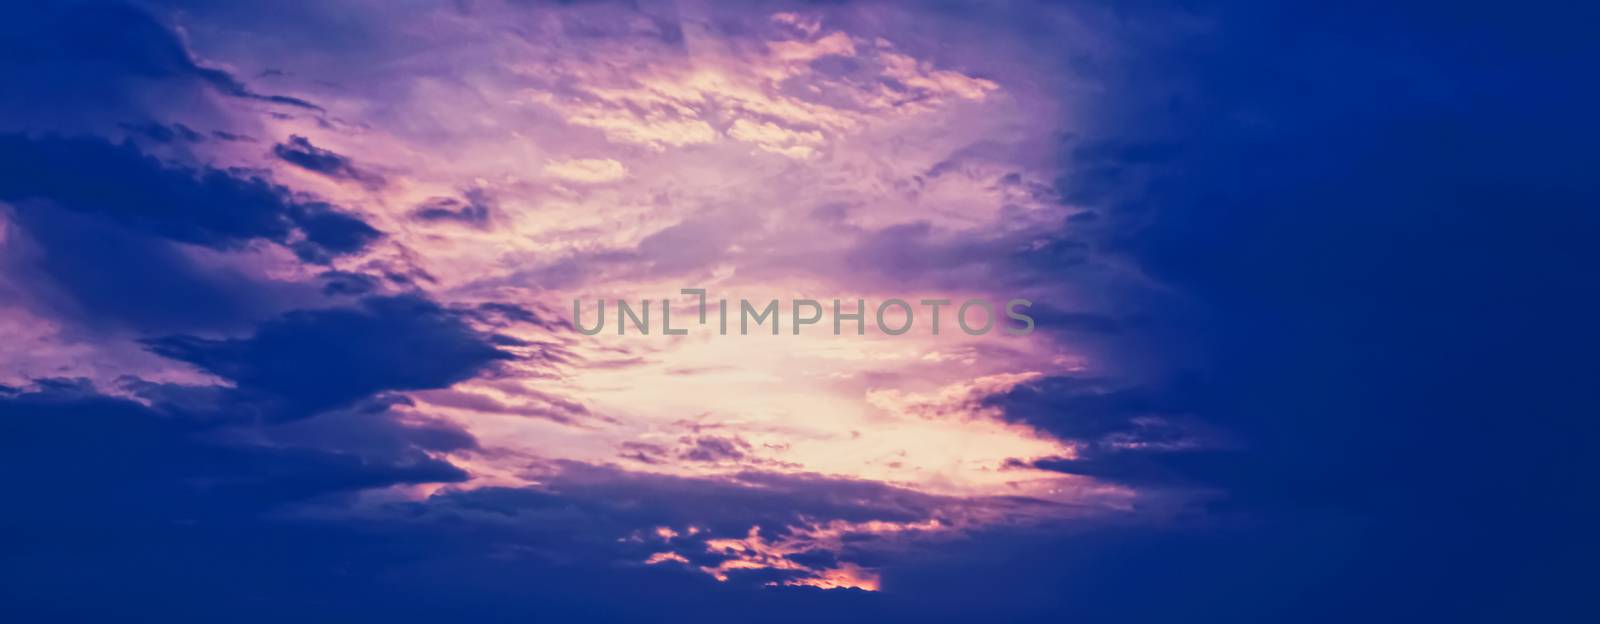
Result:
[0, 1, 319, 135]
[272, 134, 387, 189]
[318, 269, 382, 296]
[0, 200, 301, 332]
[985, 374, 1235, 493]
[0, 133, 378, 258]
[985, 375, 1177, 442]
[0, 383, 470, 528]
[999, 0, 1600, 620]
[0, 132, 380, 330]
[0, 380, 489, 622]
[411, 189, 494, 226]
[284, 200, 385, 263]
[6, 1, 318, 108]
[144, 294, 515, 418]
[119, 121, 205, 143]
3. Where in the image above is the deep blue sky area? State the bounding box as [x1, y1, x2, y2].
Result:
[1, 1, 1597, 622]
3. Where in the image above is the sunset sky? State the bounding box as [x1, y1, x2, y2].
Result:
[1, 1, 1595, 622]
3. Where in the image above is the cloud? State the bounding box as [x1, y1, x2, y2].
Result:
[0, 201, 306, 332]
[0, 133, 379, 261]
[378, 461, 989, 590]
[143, 294, 514, 418]
[544, 158, 627, 183]
[521, 8, 999, 160]
[119, 121, 205, 143]
[981, 376, 1168, 442]
[0, 382, 470, 528]
[272, 135, 386, 189]
[411, 386, 590, 426]
[318, 270, 382, 296]
[727, 119, 824, 158]
[0, 1, 320, 131]
[678, 434, 755, 463]
[411, 188, 493, 226]
[974, 374, 1238, 493]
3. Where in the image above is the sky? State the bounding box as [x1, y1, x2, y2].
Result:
[0, 1, 1596, 622]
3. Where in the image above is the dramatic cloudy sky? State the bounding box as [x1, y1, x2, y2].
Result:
[1, 1, 1595, 622]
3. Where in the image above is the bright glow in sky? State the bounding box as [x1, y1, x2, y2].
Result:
[0, 0, 1178, 591]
